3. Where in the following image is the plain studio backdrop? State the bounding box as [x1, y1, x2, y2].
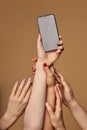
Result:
[0, 0, 87, 130]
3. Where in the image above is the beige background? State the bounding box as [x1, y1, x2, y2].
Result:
[0, 0, 87, 130]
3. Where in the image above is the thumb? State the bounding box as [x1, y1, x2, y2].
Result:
[37, 34, 45, 57]
[37, 34, 43, 51]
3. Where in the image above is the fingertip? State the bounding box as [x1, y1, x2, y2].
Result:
[46, 102, 48, 106]
[56, 49, 61, 54]
[55, 83, 59, 88]
[28, 77, 32, 81]
[22, 78, 26, 83]
[32, 66, 36, 71]
[32, 57, 38, 62]
[15, 80, 19, 85]
[57, 40, 63, 46]
[59, 35, 62, 39]
[14, 81, 19, 88]
[45, 102, 51, 111]
[45, 102, 49, 109]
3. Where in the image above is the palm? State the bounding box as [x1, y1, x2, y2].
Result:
[37, 34, 61, 66]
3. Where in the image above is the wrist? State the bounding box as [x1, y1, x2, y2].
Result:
[55, 121, 66, 130]
[36, 60, 48, 70]
[36, 59, 43, 65]
[36, 60, 43, 70]
[68, 97, 78, 110]
[0, 112, 17, 130]
[37, 58, 45, 63]
[56, 128, 66, 130]
[56, 126, 66, 130]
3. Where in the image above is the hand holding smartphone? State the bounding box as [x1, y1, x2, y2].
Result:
[37, 14, 59, 52]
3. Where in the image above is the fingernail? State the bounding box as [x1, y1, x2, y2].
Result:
[43, 63, 47, 67]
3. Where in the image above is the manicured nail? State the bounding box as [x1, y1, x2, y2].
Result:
[43, 63, 47, 67]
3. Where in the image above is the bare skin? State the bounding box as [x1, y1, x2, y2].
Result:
[0, 78, 32, 130]
[42, 65, 65, 130]
[24, 34, 63, 130]
[55, 70, 87, 130]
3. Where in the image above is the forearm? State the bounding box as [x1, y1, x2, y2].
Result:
[68, 98, 87, 130]
[0, 112, 16, 130]
[24, 61, 46, 130]
[43, 86, 55, 130]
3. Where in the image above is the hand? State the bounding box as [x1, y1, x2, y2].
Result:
[0, 78, 32, 130]
[54, 70, 75, 107]
[7, 78, 32, 118]
[46, 84, 66, 130]
[37, 34, 64, 66]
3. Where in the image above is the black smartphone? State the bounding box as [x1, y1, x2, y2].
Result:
[37, 14, 59, 52]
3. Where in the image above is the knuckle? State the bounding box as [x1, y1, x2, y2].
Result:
[22, 100, 28, 105]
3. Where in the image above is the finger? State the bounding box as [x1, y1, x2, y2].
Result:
[23, 86, 32, 103]
[56, 46, 64, 54]
[19, 78, 32, 100]
[59, 35, 62, 40]
[57, 45, 64, 52]
[54, 72, 64, 91]
[55, 84, 60, 103]
[37, 34, 45, 55]
[54, 69, 62, 80]
[57, 39, 63, 46]
[32, 65, 36, 72]
[32, 57, 38, 62]
[32, 65, 36, 74]
[55, 85, 62, 113]
[56, 72, 64, 81]
[16, 79, 26, 97]
[57, 72, 70, 91]
[54, 72, 61, 84]
[46, 102, 54, 119]
[10, 81, 19, 97]
[43, 63, 52, 76]
[57, 86, 62, 101]
[37, 34, 43, 49]
[32, 71, 36, 75]
[54, 69, 62, 83]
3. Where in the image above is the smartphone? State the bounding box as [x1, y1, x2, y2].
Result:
[37, 14, 59, 52]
